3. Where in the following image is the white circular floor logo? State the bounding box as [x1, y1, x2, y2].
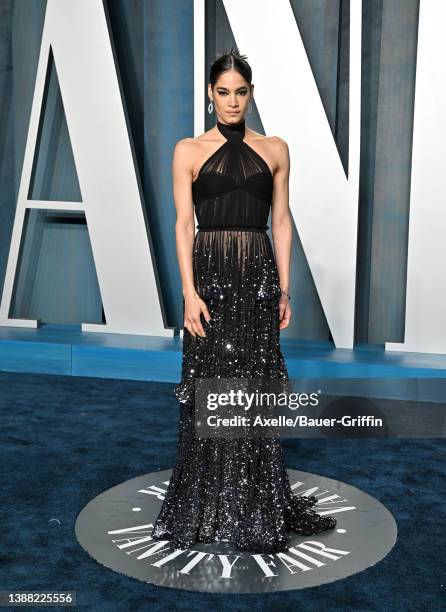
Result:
[75, 469, 397, 593]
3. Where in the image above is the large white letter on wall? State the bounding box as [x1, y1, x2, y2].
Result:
[0, 0, 171, 337]
[386, 0, 446, 355]
[223, 0, 361, 349]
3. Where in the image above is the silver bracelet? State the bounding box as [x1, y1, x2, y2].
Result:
[280, 288, 291, 300]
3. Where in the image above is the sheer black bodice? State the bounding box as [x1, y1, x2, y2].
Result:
[192, 119, 272, 230]
[151, 118, 337, 553]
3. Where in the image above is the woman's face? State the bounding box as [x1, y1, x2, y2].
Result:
[209, 69, 253, 124]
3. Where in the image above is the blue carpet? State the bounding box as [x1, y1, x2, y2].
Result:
[0, 371, 443, 610]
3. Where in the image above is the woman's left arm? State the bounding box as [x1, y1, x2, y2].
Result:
[270, 137, 292, 329]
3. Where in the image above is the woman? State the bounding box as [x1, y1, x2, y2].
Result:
[151, 48, 336, 553]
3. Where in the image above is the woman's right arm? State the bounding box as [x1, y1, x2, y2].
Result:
[172, 139, 211, 338]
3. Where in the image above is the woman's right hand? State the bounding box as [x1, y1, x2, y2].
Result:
[184, 291, 211, 337]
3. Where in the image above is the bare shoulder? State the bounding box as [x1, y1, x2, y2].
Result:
[263, 136, 289, 177]
[172, 137, 199, 167]
[267, 136, 289, 168]
[269, 135, 289, 152]
[173, 136, 196, 152]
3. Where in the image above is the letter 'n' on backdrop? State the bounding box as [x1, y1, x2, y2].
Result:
[222, 0, 362, 348]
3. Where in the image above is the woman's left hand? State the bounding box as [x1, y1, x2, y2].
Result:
[279, 295, 292, 330]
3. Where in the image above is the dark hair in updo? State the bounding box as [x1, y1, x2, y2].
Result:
[209, 46, 252, 88]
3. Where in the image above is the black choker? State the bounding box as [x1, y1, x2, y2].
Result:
[216, 118, 245, 142]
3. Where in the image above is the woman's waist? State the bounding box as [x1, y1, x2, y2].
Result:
[193, 225, 274, 257]
[196, 224, 268, 232]
[194, 197, 270, 232]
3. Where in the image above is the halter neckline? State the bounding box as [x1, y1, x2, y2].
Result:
[216, 118, 245, 142]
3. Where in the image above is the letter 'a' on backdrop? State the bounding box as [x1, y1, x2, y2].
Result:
[0, 0, 170, 337]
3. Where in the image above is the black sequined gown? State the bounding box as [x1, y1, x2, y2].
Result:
[151, 118, 336, 553]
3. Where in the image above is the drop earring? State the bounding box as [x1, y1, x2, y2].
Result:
[248, 100, 253, 114]
[208, 100, 214, 114]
